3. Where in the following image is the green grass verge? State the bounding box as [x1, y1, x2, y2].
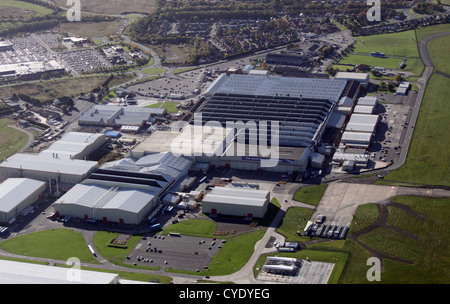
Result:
[145, 101, 179, 113]
[276, 207, 315, 242]
[161, 219, 217, 237]
[172, 67, 198, 74]
[293, 184, 328, 206]
[0, 228, 98, 263]
[142, 67, 167, 75]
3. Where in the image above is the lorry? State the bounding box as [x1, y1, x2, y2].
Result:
[149, 223, 161, 232]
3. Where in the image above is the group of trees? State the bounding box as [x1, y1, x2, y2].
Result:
[413, 1, 444, 14]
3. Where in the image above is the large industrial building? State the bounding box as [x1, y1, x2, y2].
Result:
[53, 152, 193, 224]
[202, 187, 270, 218]
[0, 60, 65, 80]
[203, 74, 348, 101]
[128, 73, 372, 174]
[334, 72, 370, 89]
[40, 132, 106, 160]
[0, 178, 46, 224]
[53, 182, 159, 225]
[0, 153, 98, 186]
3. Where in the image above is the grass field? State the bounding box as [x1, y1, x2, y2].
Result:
[54, 0, 158, 15]
[0, 229, 98, 263]
[293, 184, 328, 206]
[339, 54, 404, 69]
[0, 118, 29, 160]
[340, 29, 427, 77]
[353, 30, 420, 58]
[382, 34, 450, 187]
[0, 0, 54, 18]
[0, 74, 135, 102]
[340, 196, 450, 284]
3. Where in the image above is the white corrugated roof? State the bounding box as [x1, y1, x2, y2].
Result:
[0, 178, 46, 212]
[54, 183, 155, 214]
[0, 153, 98, 176]
[341, 131, 372, 143]
[203, 187, 269, 207]
[335, 72, 370, 81]
[353, 105, 374, 114]
[357, 96, 377, 106]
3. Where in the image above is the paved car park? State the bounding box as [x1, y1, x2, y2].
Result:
[125, 234, 223, 271]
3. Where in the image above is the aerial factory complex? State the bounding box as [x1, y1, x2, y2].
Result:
[0, 0, 448, 287]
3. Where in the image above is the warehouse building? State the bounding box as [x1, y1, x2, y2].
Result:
[0, 60, 65, 80]
[40, 132, 106, 160]
[53, 182, 159, 225]
[0, 153, 98, 186]
[202, 187, 270, 218]
[340, 131, 373, 149]
[0, 178, 46, 225]
[345, 114, 380, 134]
[265, 52, 305, 66]
[357, 96, 377, 106]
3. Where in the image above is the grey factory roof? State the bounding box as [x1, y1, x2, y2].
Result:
[203, 74, 347, 102]
[78, 105, 165, 127]
[54, 183, 155, 213]
[0, 153, 98, 176]
[0, 178, 46, 213]
[101, 152, 192, 181]
[346, 114, 380, 133]
[203, 187, 269, 207]
[40, 132, 106, 159]
[193, 92, 336, 147]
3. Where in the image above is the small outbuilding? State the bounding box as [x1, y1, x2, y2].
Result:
[202, 187, 270, 218]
